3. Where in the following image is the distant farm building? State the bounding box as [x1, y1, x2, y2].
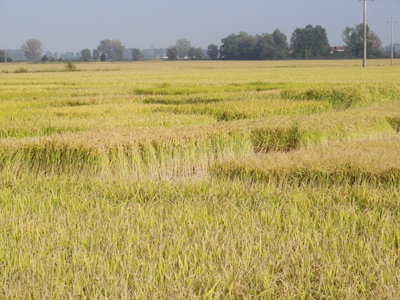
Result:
[330, 46, 346, 54]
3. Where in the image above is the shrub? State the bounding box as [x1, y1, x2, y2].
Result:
[41, 55, 49, 62]
[14, 68, 28, 73]
[65, 62, 78, 71]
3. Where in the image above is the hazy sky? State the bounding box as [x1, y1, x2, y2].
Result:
[0, 0, 399, 53]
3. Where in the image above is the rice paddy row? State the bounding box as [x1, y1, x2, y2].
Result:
[0, 103, 398, 180]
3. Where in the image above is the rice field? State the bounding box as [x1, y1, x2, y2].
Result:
[0, 59, 400, 299]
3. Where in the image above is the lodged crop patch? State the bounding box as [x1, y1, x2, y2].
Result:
[212, 136, 400, 184]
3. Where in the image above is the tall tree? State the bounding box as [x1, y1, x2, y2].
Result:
[97, 39, 126, 61]
[187, 47, 197, 60]
[41, 55, 49, 62]
[272, 29, 289, 59]
[290, 25, 330, 59]
[342, 23, 382, 58]
[132, 48, 141, 61]
[256, 33, 276, 60]
[92, 49, 100, 61]
[0, 50, 6, 62]
[166, 46, 178, 60]
[21, 39, 44, 61]
[175, 38, 191, 58]
[220, 33, 239, 60]
[207, 44, 219, 60]
[195, 47, 205, 60]
[236, 32, 258, 60]
[187, 47, 205, 60]
[81, 49, 91, 62]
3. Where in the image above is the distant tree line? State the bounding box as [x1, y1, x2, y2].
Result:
[216, 29, 289, 60]
[166, 38, 206, 60]
[208, 24, 385, 60]
[12, 23, 394, 63]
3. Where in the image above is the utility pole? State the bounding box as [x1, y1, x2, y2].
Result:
[360, 0, 373, 68]
[388, 17, 396, 66]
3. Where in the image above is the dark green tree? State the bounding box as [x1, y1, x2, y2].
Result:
[220, 30, 288, 60]
[219, 33, 239, 60]
[272, 29, 289, 59]
[41, 55, 49, 62]
[21, 39, 44, 61]
[187, 46, 197, 59]
[195, 47, 205, 60]
[342, 23, 382, 58]
[97, 39, 126, 61]
[175, 38, 191, 58]
[290, 25, 330, 59]
[81, 49, 91, 62]
[92, 49, 100, 61]
[220, 32, 258, 60]
[166, 46, 178, 60]
[132, 48, 141, 61]
[207, 44, 219, 60]
[236, 32, 258, 60]
[256, 33, 274, 60]
[100, 53, 106, 61]
[187, 47, 205, 60]
[0, 50, 6, 62]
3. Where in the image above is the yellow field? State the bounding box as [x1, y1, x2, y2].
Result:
[0, 60, 400, 299]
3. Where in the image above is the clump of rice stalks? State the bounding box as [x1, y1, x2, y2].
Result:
[386, 117, 400, 132]
[65, 62, 78, 72]
[250, 125, 300, 152]
[14, 68, 28, 73]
